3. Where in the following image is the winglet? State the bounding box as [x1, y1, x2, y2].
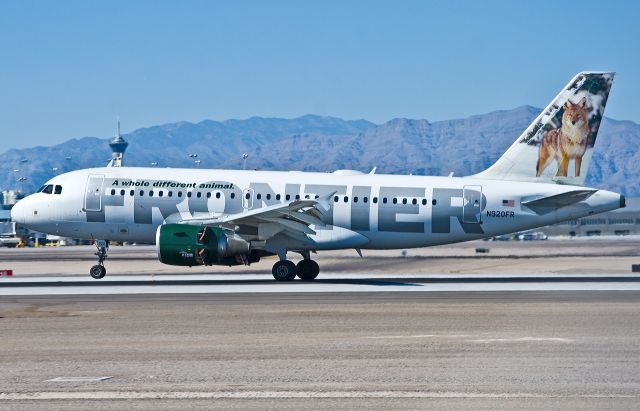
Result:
[315, 191, 337, 212]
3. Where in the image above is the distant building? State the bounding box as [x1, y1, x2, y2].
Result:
[541, 197, 640, 237]
[108, 120, 128, 167]
[1, 190, 24, 206]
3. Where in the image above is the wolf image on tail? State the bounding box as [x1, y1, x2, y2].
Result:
[536, 97, 590, 177]
[473, 72, 613, 186]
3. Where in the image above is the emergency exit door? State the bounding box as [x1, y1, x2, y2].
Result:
[462, 185, 482, 224]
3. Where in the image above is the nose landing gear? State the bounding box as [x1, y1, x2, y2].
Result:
[90, 240, 108, 279]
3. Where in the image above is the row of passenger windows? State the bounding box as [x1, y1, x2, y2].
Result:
[39, 184, 63, 195]
[108, 189, 437, 205]
[333, 195, 435, 205]
[109, 189, 233, 199]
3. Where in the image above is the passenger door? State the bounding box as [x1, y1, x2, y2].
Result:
[84, 174, 104, 211]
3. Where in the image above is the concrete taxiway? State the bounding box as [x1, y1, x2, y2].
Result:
[1, 240, 640, 409]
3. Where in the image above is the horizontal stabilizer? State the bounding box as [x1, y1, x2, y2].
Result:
[521, 189, 596, 215]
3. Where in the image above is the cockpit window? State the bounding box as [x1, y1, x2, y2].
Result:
[41, 185, 53, 194]
[54, 185, 62, 195]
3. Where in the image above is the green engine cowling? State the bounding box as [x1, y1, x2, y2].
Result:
[156, 224, 255, 266]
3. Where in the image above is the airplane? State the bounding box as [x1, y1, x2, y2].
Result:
[11, 72, 624, 281]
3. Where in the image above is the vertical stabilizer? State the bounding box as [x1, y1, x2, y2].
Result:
[474, 72, 614, 185]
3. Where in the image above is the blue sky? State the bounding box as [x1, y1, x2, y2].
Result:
[1, 0, 639, 149]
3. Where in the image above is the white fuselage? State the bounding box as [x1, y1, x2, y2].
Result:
[12, 166, 622, 250]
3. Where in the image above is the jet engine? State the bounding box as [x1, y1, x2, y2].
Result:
[156, 224, 258, 266]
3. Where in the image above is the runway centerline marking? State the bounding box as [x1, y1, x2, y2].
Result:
[366, 334, 470, 339]
[470, 337, 573, 343]
[46, 377, 113, 382]
[0, 391, 637, 400]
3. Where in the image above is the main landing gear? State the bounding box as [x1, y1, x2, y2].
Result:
[271, 251, 320, 282]
[90, 240, 108, 279]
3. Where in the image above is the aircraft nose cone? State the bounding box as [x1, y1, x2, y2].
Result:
[10, 200, 25, 224]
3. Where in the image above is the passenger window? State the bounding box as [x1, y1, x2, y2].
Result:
[216, 192, 221, 199]
[257, 193, 262, 200]
[111, 189, 116, 195]
[168, 191, 173, 197]
[353, 197, 358, 203]
[286, 194, 290, 201]
[363, 197, 368, 203]
[373, 197, 378, 204]
[230, 193, 236, 199]
[276, 194, 281, 201]
[412, 198, 417, 205]
[120, 189, 125, 196]
[334, 196, 339, 202]
[343, 196, 348, 203]
[402, 198, 407, 205]
[245, 192, 250, 199]
[422, 199, 427, 205]
[266, 194, 271, 200]
[159, 191, 164, 197]
[149, 190, 154, 197]
[178, 191, 183, 198]
[206, 192, 211, 198]
[187, 192, 192, 198]
[295, 194, 300, 200]
[130, 190, 134, 196]
[382, 197, 387, 204]
[197, 192, 201, 198]
[432, 199, 437, 206]
[54, 185, 62, 195]
[393, 198, 398, 204]
[139, 190, 144, 196]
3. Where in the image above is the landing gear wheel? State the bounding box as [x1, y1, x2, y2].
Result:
[272, 260, 297, 281]
[90, 240, 109, 280]
[296, 260, 320, 281]
[90, 265, 106, 279]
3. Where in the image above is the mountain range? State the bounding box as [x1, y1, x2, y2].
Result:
[2, 107, 638, 196]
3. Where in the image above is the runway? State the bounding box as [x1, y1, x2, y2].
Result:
[2, 273, 640, 295]
[2, 243, 640, 409]
[2, 290, 640, 410]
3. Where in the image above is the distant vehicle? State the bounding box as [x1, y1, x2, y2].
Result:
[517, 232, 548, 241]
[0, 222, 21, 248]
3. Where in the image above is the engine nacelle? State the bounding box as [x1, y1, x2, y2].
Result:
[156, 224, 255, 266]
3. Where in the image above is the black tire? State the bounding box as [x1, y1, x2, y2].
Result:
[90, 265, 106, 279]
[272, 260, 297, 281]
[296, 260, 320, 281]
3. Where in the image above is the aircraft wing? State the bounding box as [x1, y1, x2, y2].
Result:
[177, 196, 333, 240]
[521, 189, 597, 215]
